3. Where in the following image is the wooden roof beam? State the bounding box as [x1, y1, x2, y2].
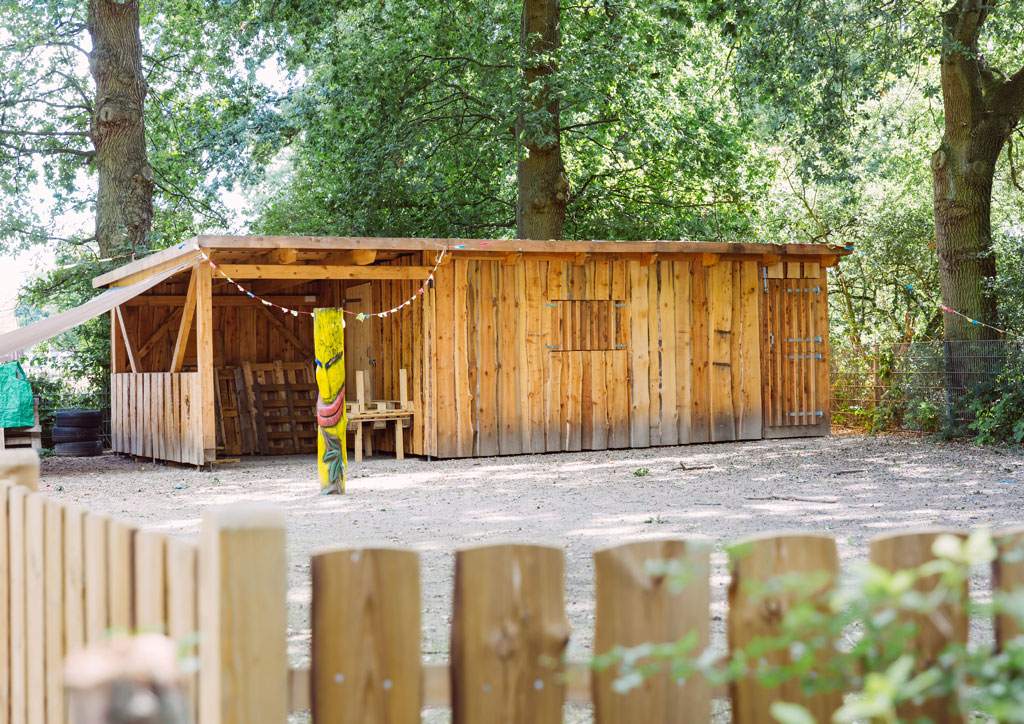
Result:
[217, 264, 432, 280]
[319, 249, 377, 265]
[264, 248, 299, 265]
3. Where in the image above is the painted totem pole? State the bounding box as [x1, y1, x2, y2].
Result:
[314, 308, 347, 494]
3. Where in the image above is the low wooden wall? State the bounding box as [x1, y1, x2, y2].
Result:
[0, 450, 200, 724]
[111, 372, 203, 465]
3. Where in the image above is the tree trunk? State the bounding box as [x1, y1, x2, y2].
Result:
[516, 0, 568, 240]
[932, 0, 1024, 341]
[88, 0, 153, 258]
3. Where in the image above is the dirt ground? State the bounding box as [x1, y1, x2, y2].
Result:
[41, 431, 1024, 714]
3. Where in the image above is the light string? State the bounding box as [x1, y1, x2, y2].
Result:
[840, 245, 1018, 338]
[197, 245, 447, 325]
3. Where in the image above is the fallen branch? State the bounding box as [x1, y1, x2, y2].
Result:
[679, 462, 715, 471]
[831, 469, 867, 476]
[745, 495, 839, 504]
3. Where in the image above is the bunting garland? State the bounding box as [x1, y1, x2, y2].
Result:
[198, 245, 446, 326]
[841, 245, 1017, 338]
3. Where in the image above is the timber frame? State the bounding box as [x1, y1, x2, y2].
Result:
[94, 236, 851, 465]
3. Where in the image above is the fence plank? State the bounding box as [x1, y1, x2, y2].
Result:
[25, 494, 45, 724]
[593, 539, 711, 724]
[870, 530, 967, 724]
[84, 513, 109, 644]
[9, 485, 27, 724]
[200, 505, 288, 724]
[996, 527, 1024, 646]
[167, 539, 198, 720]
[134, 529, 166, 632]
[107, 519, 136, 634]
[451, 544, 568, 724]
[0, 484, 7, 722]
[43, 500, 63, 724]
[311, 548, 421, 724]
[728, 533, 841, 724]
[63, 505, 86, 658]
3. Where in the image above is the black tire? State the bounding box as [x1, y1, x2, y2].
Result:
[55, 410, 102, 428]
[51, 426, 101, 443]
[54, 440, 103, 457]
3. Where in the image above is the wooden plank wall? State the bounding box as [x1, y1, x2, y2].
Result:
[0, 456, 201, 724]
[429, 257, 762, 458]
[110, 373, 203, 465]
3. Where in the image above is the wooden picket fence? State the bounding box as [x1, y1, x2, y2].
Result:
[2, 448, 1024, 724]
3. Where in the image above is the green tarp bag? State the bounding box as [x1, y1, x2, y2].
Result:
[0, 361, 35, 428]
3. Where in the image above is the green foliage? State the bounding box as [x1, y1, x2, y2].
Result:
[250, 0, 769, 241]
[597, 530, 1024, 722]
[968, 346, 1024, 446]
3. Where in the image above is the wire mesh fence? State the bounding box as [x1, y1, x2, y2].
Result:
[831, 339, 1023, 434]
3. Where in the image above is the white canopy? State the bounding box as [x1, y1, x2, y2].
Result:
[0, 256, 199, 360]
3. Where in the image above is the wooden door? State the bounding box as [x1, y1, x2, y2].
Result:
[343, 283, 373, 401]
[761, 264, 830, 437]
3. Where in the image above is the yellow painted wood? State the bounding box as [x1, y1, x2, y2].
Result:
[311, 548, 421, 724]
[314, 308, 347, 494]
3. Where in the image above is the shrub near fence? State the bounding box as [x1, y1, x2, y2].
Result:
[3, 449, 1024, 723]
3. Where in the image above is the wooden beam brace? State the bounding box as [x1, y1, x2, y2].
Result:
[573, 252, 589, 267]
[640, 252, 658, 266]
[114, 306, 141, 374]
[137, 308, 182, 359]
[701, 253, 720, 267]
[819, 254, 840, 268]
[503, 251, 522, 267]
[216, 264, 432, 280]
[170, 268, 199, 373]
[255, 304, 313, 359]
[123, 295, 320, 307]
[265, 248, 298, 265]
[319, 249, 377, 266]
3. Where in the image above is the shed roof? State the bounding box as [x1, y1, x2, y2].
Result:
[93, 235, 852, 288]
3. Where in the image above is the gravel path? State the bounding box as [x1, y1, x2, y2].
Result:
[41, 431, 1024, 718]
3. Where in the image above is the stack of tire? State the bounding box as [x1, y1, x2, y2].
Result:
[52, 410, 103, 457]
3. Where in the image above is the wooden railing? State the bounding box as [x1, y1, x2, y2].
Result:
[111, 372, 203, 465]
[3, 448, 1024, 723]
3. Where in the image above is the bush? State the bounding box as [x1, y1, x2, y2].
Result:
[968, 344, 1024, 446]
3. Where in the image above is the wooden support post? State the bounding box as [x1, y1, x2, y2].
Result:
[314, 309, 347, 494]
[170, 268, 199, 373]
[311, 548, 421, 723]
[114, 306, 142, 373]
[199, 505, 288, 724]
[196, 261, 216, 462]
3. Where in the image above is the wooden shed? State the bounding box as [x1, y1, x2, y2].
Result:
[93, 236, 850, 465]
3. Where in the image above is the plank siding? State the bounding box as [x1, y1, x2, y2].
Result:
[425, 256, 809, 457]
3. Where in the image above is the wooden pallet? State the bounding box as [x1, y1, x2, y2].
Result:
[0, 398, 41, 451]
[251, 382, 317, 455]
[347, 370, 414, 461]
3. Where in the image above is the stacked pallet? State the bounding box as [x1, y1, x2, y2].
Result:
[215, 361, 316, 456]
[0, 397, 41, 451]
